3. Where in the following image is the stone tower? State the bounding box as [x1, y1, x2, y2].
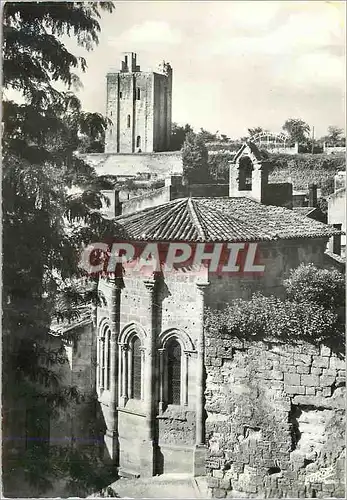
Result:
[105, 52, 173, 153]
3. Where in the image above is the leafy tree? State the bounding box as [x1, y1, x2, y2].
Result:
[169, 122, 193, 151]
[326, 125, 344, 145]
[283, 263, 345, 312]
[198, 127, 219, 142]
[247, 126, 267, 138]
[2, 1, 123, 496]
[182, 131, 210, 184]
[282, 118, 310, 144]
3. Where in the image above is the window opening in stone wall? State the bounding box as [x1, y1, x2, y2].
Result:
[131, 336, 142, 400]
[98, 325, 112, 390]
[167, 339, 181, 405]
[100, 337, 106, 388]
[106, 328, 111, 390]
[124, 55, 128, 65]
[136, 88, 140, 100]
[127, 114, 131, 128]
[238, 156, 253, 191]
[136, 135, 141, 148]
[119, 91, 122, 99]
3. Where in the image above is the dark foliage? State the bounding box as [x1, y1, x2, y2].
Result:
[2, 2, 121, 495]
[182, 131, 210, 184]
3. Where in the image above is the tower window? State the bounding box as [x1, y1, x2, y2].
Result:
[127, 115, 131, 128]
[124, 55, 128, 65]
[136, 88, 141, 100]
[119, 91, 122, 99]
[167, 339, 181, 405]
[131, 336, 142, 400]
[136, 135, 141, 149]
[238, 156, 253, 191]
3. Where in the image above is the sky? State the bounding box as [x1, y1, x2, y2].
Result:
[73, 1, 345, 139]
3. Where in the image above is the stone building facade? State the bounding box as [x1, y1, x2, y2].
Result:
[44, 150, 344, 496]
[94, 193, 342, 484]
[105, 52, 172, 153]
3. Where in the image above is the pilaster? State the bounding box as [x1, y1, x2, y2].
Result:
[104, 276, 123, 463]
[194, 281, 209, 476]
[141, 274, 159, 476]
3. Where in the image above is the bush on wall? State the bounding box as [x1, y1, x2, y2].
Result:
[205, 265, 345, 354]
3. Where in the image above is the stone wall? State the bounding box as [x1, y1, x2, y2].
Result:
[205, 239, 328, 309]
[328, 188, 346, 253]
[120, 183, 229, 215]
[264, 182, 293, 209]
[204, 337, 345, 498]
[48, 322, 104, 453]
[81, 151, 183, 179]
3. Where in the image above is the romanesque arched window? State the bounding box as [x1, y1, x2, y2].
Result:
[118, 323, 147, 406]
[136, 135, 141, 149]
[131, 336, 142, 400]
[106, 328, 111, 390]
[167, 339, 181, 405]
[136, 88, 141, 100]
[98, 324, 111, 391]
[127, 114, 131, 128]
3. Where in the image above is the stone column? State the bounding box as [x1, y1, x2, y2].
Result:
[158, 348, 165, 413]
[184, 351, 189, 407]
[141, 275, 158, 476]
[119, 344, 128, 406]
[194, 281, 209, 476]
[104, 277, 123, 464]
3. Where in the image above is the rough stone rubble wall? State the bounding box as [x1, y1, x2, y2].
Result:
[205, 337, 345, 498]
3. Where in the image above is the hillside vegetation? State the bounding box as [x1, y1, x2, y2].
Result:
[208, 151, 345, 192]
[268, 152, 345, 191]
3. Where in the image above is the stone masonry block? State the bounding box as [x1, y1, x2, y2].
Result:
[296, 365, 310, 374]
[322, 387, 332, 397]
[311, 367, 323, 375]
[300, 374, 319, 386]
[221, 478, 231, 490]
[312, 356, 329, 368]
[329, 357, 346, 370]
[284, 385, 305, 395]
[207, 476, 220, 488]
[305, 387, 315, 395]
[212, 358, 223, 367]
[284, 373, 300, 385]
[319, 376, 336, 387]
[322, 369, 339, 377]
[295, 354, 312, 365]
[320, 345, 331, 357]
[213, 470, 224, 479]
[214, 488, 227, 498]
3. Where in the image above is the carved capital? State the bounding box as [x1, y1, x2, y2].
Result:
[108, 276, 125, 291]
[196, 281, 209, 296]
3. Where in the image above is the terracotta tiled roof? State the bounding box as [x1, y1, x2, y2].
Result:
[115, 197, 340, 242]
[292, 207, 317, 217]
